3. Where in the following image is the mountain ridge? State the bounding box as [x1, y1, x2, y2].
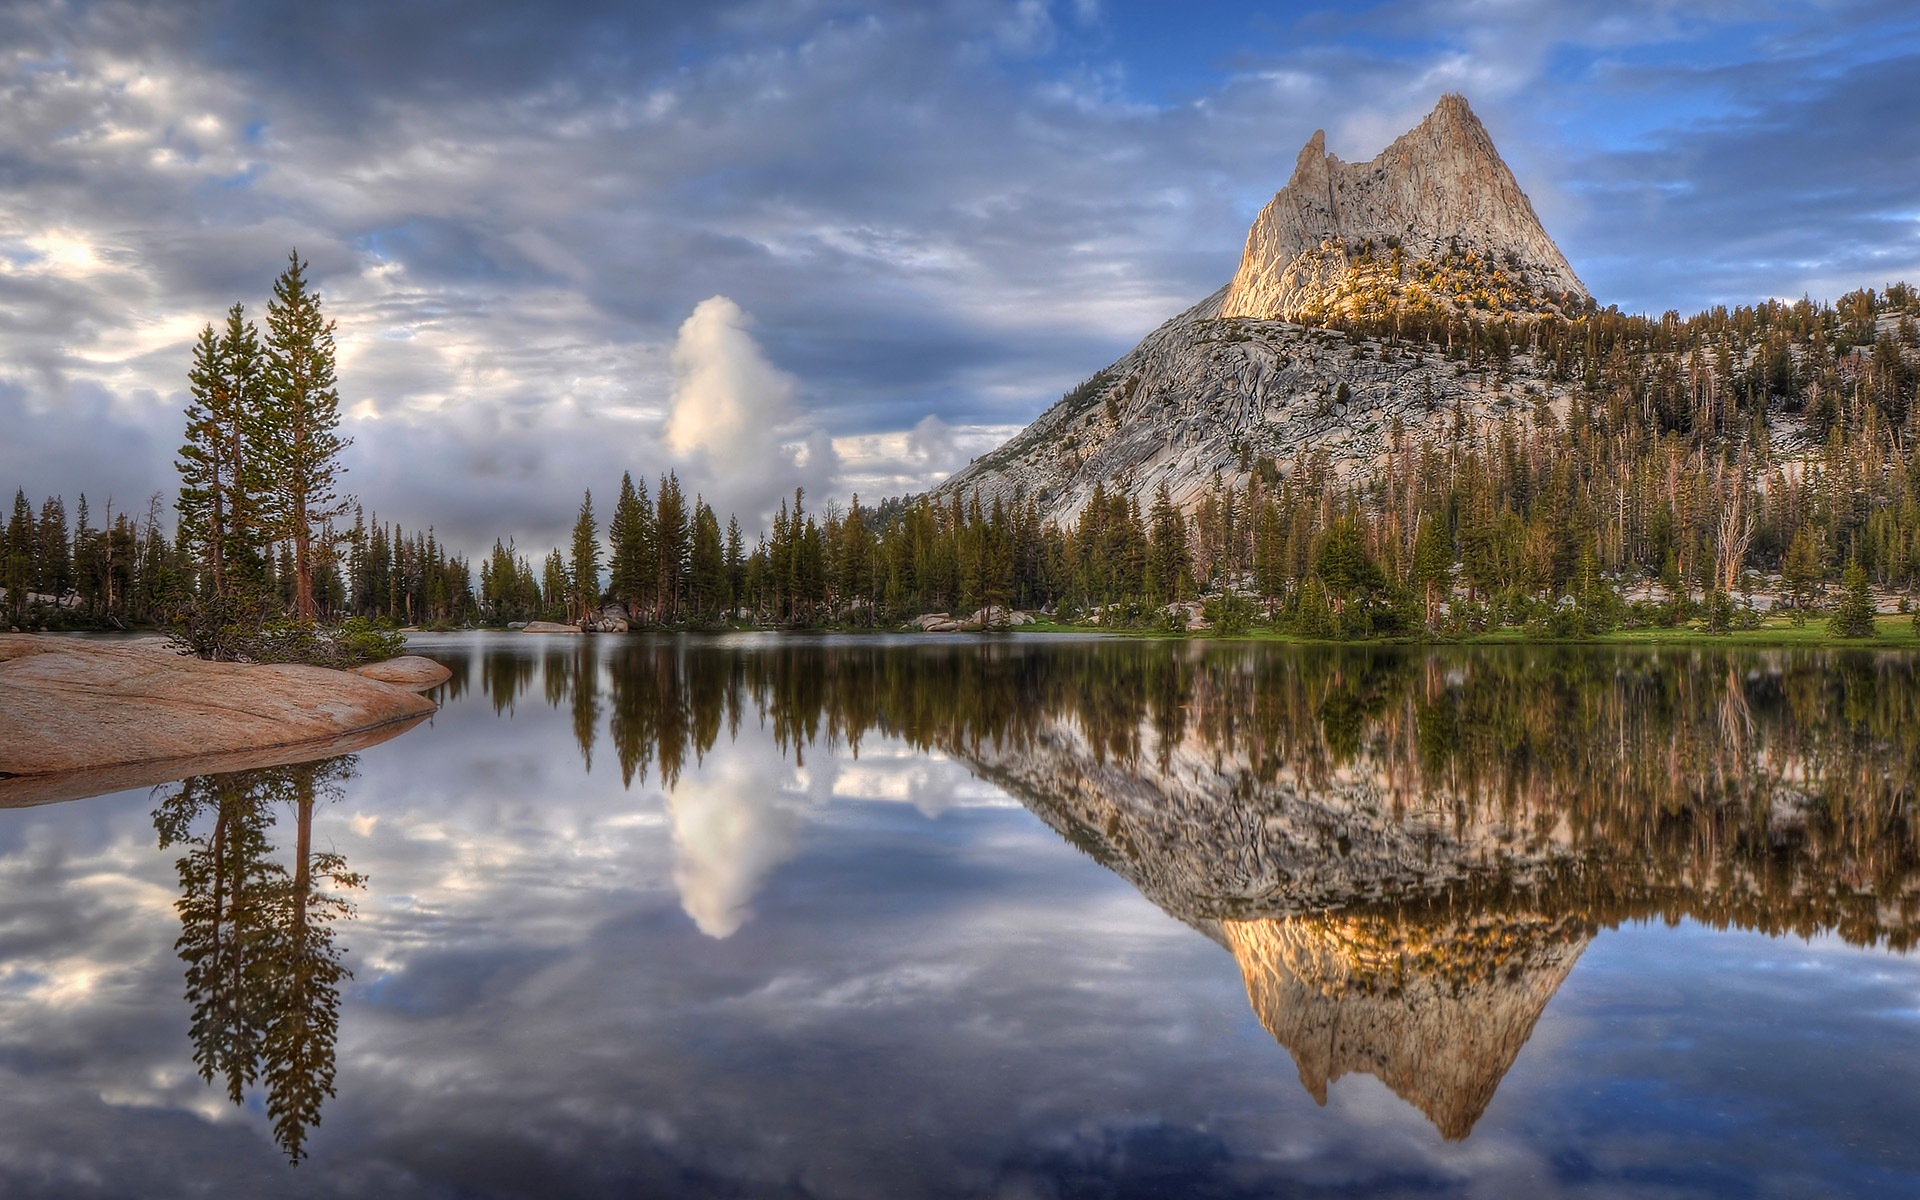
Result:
[932, 94, 1590, 525]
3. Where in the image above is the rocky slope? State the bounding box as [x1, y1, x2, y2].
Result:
[934, 95, 1588, 526]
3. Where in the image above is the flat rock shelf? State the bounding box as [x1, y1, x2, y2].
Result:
[0, 635, 441, 807]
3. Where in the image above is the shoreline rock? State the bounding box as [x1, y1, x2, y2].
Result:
[351, 654, 454, 691]
[0, 635, 439, 807]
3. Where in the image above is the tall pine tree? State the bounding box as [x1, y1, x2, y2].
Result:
[261, 254, 349, 624]
[607, 471, 655, 622]
[569, 490, 601, 625]
[177, 306, 268, 602]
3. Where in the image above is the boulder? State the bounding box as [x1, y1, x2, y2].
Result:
[596, 603, 631, 633]
[520, 621, 583, 634]
[0, 635, 435, 808]
[351, 655, 453, 691]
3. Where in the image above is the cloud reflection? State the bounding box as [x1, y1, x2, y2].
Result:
[666, 754, 804, 939]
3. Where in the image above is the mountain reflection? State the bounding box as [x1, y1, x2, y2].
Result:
[483, 638, 1920, 1138]
[151, 758, 363, 1164]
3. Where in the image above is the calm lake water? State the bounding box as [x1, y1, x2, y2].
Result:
[6, 633, 1920, 1198]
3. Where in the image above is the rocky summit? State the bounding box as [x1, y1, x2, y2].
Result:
[1221, 93, 1587, 323]
[935, 95, 1588, 525]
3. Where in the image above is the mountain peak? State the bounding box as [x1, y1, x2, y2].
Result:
[1406, 93, 1501, 170]
[1427, 90, 1475, 130]
[1220, 95, 1588, 322]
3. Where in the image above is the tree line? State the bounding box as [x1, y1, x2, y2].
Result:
[8, 274, 1919, 639]
[456, 279, 1920, 636]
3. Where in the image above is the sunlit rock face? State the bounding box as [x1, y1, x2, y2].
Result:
[1222, 913, 1588, 1139]
[932, 95, 1591, 525]
[1220, 94, 1588, 322]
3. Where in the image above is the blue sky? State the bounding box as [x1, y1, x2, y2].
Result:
[2, 0, 1918, 552]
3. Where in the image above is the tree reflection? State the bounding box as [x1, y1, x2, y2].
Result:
[152, 757, 363, 1164]
[480, 641, 1920, 950]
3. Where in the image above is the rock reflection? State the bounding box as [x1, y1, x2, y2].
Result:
[475, 639, 1920, 1138]
[1222, 912, 1589, 1138]
[151, 757, 364, 1164]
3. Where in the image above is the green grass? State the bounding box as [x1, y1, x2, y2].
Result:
[1586, 614, 1920, 648]
[976, 613, 1920, 648]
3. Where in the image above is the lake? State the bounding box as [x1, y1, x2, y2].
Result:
[5, 633, 1920, 1198]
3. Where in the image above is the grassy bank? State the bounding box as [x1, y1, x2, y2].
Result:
[994, 614, 1920, 648]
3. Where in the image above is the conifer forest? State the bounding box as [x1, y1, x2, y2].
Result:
[7, 281, 1920, 639]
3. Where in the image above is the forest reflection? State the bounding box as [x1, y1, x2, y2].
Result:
[151, 758, 362, 1164]
[153, 639, 1920, 1151]
[479, 638, 1920, 947]
[480, 637, 1920, 1137]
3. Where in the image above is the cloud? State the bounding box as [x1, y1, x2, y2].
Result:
[663, 295, 836, 529]
[908, 413, 960, 475]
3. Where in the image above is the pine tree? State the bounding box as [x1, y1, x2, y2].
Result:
[346, 506, 369, 613]
[261, 254, 350, 623]
[607, 471, 654, 621]
[1782, 525, 1824, 614]
[1830, 558, 1877, 638]
[540, 549, 568, 621]
[1145, 483, 1191, 604]
[177, 323, 230, 601]
[568, 490, 600, 625]
[3, 489, 32, 622]
[1411, 511, 1453, 629]
[35, 495, 71, 604]
[656, 473, 688, 622]
[72, 495, 97, 617]
[177, 306, 269, 605]
[689, 499, 725, 624]
[724, 515, 745, 619]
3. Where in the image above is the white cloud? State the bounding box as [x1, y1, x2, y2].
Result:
[663, 295, 839, 529]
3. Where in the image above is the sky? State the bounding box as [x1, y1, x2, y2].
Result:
[3, 0, 1920, 556]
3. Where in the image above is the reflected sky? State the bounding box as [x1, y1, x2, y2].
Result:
[1, 634, 1918, 1197]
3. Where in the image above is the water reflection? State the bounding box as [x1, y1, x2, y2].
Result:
[151, 757, 363, 1163]
[667, 759, 803, 938]
[480, 638, 1920, 1138]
